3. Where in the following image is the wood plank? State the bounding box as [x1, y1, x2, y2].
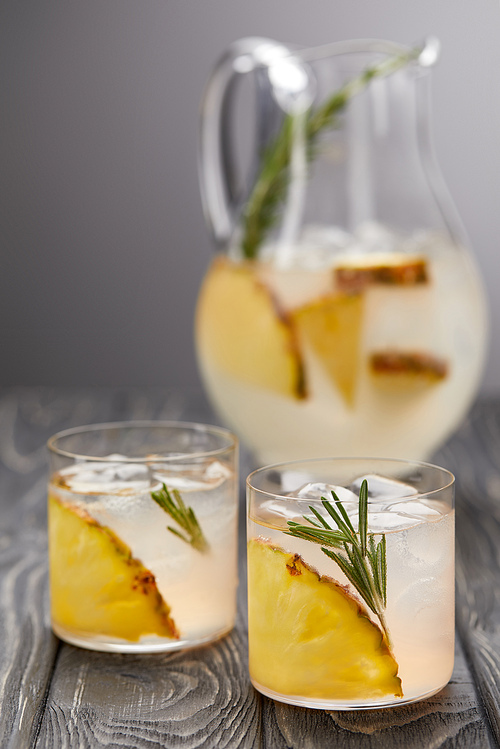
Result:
[36, 614, 260, 747]
[436, 399, 500, 746]
[0, 388, 124, 748]
[0, 525, 57, 749]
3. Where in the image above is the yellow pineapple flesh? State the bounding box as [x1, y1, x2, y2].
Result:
[49, 495, 179, 642]
[247, 539, 402, 701]
[195, 257, 305, 399]
[292, 293, 364, 406]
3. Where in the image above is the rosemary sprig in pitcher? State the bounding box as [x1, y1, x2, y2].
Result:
[151, 483, 209, 553]
[284, 480, 392, 647]
[241, 46, 421, 260]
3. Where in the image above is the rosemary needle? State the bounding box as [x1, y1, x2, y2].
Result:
[151, 483, 209, 553]
[284, 479, 391, 647]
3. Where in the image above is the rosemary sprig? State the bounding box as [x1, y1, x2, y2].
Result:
[284, 480, 391, 646]
[151, 483, 209, 553]
[241, 46, 421, 260]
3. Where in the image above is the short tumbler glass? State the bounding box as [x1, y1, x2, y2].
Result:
[247, 457, 455, 709]
[48, 421, 238, 653]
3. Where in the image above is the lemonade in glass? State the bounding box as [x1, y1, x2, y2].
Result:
[48, 421, 238, 652]
[247, 458, 455, 709]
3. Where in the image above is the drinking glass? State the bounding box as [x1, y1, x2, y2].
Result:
[247, 457, 454, 709]
[48, 421, 238, 653]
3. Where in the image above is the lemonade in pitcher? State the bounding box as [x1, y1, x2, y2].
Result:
[196, 38, 487, 464]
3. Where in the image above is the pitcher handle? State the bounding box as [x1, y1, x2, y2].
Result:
[198, 37, 297, 248]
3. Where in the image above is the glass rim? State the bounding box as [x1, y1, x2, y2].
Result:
[47, 420, 238, 463]
[246, 456, 455, 503]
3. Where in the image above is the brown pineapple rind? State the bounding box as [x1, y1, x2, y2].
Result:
[370, 351, 448, 382]
[265, 285, 307, 399]
[335, 258, 428, 293]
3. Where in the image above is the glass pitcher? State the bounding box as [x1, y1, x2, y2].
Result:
[195, 36, 488, 465]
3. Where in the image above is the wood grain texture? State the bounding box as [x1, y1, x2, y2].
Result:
[0, 388, 497, 748]
[38, 628, 260, 748]
[436, 400, 500, 747]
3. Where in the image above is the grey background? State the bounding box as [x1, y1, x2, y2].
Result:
[1, 0, 499, 392]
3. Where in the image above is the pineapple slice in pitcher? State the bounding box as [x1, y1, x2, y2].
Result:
[195, 257, 306, 399]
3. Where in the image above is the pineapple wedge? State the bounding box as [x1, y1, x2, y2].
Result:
[247, 539, 402, 701]
[49, 495, 179, 642]
[370, 350, 448, 391]
[292, 293, 364, 406]
[195, 257, 305, 399]
[335, 255, 428, 293]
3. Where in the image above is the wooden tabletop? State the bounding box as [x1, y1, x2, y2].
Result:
[0, 386, 499, 748]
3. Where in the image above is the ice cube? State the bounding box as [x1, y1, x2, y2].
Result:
[352, 221, 401, 254]
[153, 460, 232, 492]
[258, 499, 308, 527]
[393, 510, 453, 569]
[295, 482, 358, 505]
[264, 483, 358, 529]
[388, 499, 441, 518]
[351, 474, 418, 503]
[58, 461, 150, 495]
[261, 225, 351, 270]
[365, 511, 425, 532]
[392, 578, 445, 619]
[299, 226, 352, 265]
[301, 224, 352, 250]
[361, 483, 441, 532]
[114, 463, 149, 481]
[204, 460, 233, 483]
